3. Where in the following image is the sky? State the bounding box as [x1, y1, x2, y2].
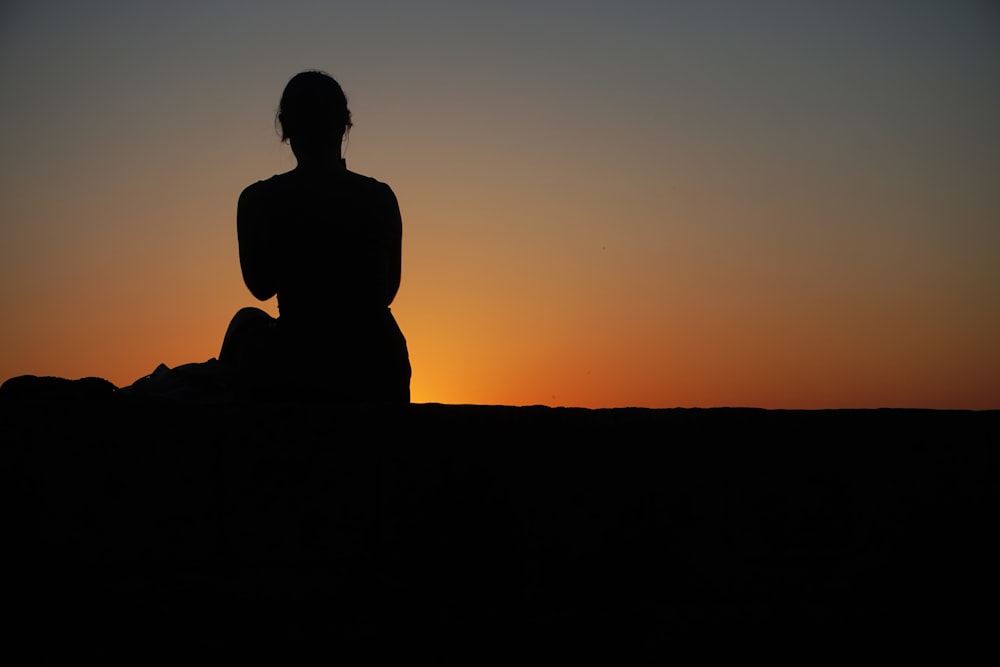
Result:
[1, 1, 998, 409]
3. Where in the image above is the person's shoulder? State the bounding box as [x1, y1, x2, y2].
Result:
[248, 171, 295, 190]
[344, 169, 398, 203]
[239, 172, 293, 203]
[344, 168, 391, 189]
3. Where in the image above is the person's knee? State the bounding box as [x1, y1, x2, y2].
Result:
[230, 306, 272, 328]
[221, 307, 274, 362]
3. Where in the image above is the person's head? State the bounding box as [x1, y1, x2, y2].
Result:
[277, 70, 352, 160]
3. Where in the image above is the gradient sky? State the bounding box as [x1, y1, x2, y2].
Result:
[2, 1, 998, 408]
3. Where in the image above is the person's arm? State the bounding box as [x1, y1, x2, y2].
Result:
[237, 183, 278, 301]
[380, 183, 403, 307]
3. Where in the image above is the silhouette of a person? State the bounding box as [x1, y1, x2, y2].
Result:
[219, 70, 411, 403]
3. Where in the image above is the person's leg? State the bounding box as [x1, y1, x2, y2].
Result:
[219, 307, 282, 398]
[219, 307, 276, 365]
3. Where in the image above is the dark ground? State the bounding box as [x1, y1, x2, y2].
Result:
[1, 391, 997, 662]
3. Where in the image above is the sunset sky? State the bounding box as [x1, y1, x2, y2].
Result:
[2, 1, 998, 409]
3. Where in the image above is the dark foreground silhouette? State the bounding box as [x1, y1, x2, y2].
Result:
[1, 389, 997, 661]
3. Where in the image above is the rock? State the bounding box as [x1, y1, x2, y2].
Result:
[0, 399, 996, 660]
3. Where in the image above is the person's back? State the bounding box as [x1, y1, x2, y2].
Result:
[243, 167, 400, 324]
